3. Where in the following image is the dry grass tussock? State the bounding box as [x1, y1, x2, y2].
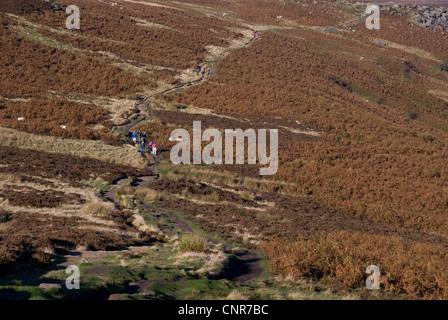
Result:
[82, 201, 115, 216]
[136, 188, 176, 202]
[178, 233, 207, 253]
[132, 213, 161, 234]
[175, 244, 229, 278]
[225, 290, 250, 300]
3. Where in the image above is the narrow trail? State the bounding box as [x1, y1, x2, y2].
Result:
[101, 34, 264, 288]
[114, 35, 258, 135]
[109, 33, 259, 189]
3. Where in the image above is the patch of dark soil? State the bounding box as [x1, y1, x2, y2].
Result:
[0, 210, 12, 223]
[17, 175, 56, 188]
[0, 185, 84, 208]
[125, 280, 153, 294]
[0, 146, 148, 187]
[223, 251, 263, 284]
[131, 175, 157, 188]
[125, 276, 187, 294]
[86, 267, 109, 276]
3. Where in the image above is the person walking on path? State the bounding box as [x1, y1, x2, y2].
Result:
[151, 141, 157, 155]
[141, 136, 146, 156]
[253, 30, 259, 40]
[196, 59, 203, 74]
[132, 131, 137, 145]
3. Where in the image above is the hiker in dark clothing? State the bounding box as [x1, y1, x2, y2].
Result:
[141, 136, 146, 156]
[196, 59, 203, 74]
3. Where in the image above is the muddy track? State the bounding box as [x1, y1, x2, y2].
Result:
[102, 35, 264, 287]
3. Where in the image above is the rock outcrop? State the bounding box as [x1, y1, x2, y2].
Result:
[383, 3, 448, 30]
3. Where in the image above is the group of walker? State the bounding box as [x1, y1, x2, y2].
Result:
[128, 130, 157, 157]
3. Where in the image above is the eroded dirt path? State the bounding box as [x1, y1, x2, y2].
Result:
[114, 34, 258, 135]
[102, 34, 265, 287]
